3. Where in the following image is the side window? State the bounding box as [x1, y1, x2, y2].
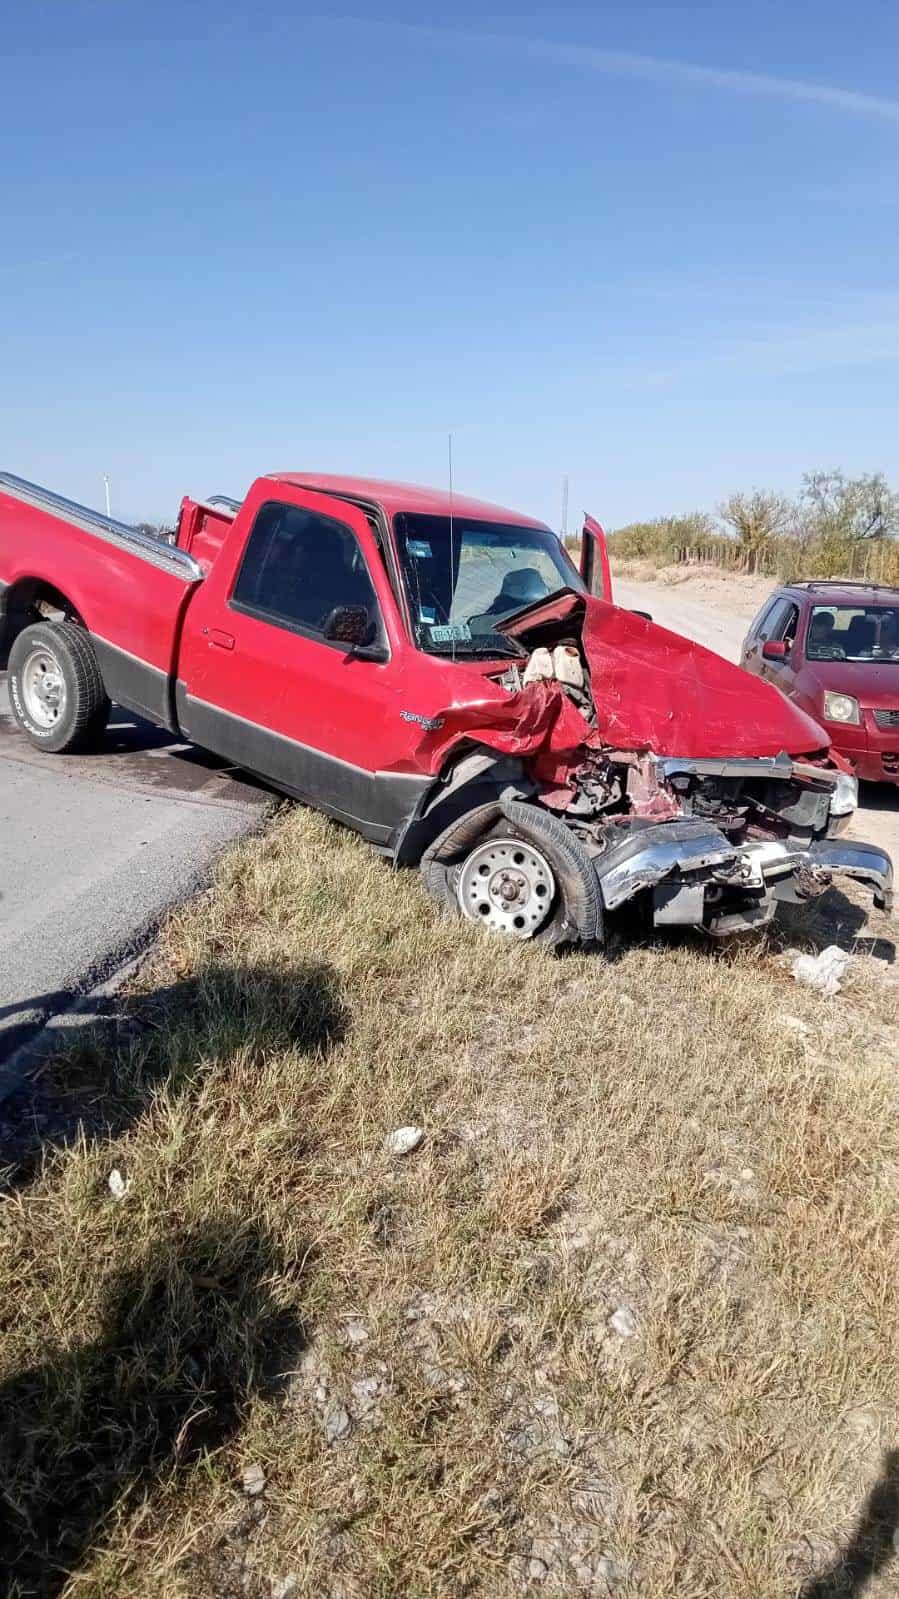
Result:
[776, 603, 800, 644]
[748, 598, 779, 641]
[761, 599, 793, 641]
[231, 501, 382, 641]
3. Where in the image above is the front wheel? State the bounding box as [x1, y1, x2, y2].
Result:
[420, 799, 604, 951]
[7, 621, 110, 753]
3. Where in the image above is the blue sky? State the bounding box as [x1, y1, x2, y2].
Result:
[2, 1, 899, 528]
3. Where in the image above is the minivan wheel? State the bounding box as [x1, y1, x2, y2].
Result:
[8, 621, 110, 753]
[420, 798, 604, 950]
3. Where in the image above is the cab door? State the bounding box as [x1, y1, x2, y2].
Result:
[176, 483, 428, 844]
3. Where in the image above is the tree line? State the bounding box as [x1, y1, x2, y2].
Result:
[608, 470, 899, 584]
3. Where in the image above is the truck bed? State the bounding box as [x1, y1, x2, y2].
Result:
[0, 473, 202, 727]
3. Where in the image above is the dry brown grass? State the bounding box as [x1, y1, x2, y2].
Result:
[2, 807, 899, 1598]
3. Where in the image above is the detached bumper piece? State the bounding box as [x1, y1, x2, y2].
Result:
[593, 819, 893, 935]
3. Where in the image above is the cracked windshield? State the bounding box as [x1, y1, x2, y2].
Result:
[394, 513, 584, 654]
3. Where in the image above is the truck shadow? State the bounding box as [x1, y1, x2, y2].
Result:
[0, 1214, 307, 1598]
[0, 960, 347, 1186]
[776, 886, 896, 964]
[800, 1448, 899, 1598]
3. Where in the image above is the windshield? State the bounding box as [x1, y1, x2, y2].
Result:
[807, 604, 899, 662]
[394, 513, 585, 655]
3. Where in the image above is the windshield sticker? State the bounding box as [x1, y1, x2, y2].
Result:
[408, 540, 432, 558]
[419, 604, 437, 623]
[428, 622, 472, 644]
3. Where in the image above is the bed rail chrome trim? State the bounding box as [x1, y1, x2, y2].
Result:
[0, 471, 204, 581]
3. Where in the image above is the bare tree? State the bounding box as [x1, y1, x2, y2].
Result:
[800, 470, 899, 542]
[718, 490, 793, 572]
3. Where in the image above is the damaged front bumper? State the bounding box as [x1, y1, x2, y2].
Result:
[593, 819, 893, 934]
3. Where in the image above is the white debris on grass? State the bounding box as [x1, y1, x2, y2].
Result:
[791, 944, 854, 997]
[107, 1168, 128, 1201]
[242, 1463, 266, 1496]
[609, 1305, 638, 1338]
[323, 1404, 351, 1443]
[385, 1125, 424, 1156]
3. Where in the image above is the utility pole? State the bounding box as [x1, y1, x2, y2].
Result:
[103, 475, 111, 518]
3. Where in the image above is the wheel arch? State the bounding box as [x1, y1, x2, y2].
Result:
[0, 575, 88, 666]
[391, 745, 536, 867]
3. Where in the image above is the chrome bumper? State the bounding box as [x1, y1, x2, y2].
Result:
[594, 821, 894, 922]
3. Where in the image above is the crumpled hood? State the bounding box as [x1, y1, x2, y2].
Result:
[580, 600, 828, 758]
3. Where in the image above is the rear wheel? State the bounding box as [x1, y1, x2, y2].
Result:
[8, 621, 110, 753]
[420, 798, 604, 951]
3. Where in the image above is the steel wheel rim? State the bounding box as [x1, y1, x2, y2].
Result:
[457, 837, 556, 938]
[20, 647, 67, 730]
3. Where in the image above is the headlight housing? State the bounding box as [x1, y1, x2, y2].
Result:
[823, 691, 860, 724]
[829, 771, 858, 817]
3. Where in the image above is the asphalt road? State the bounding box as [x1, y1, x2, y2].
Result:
[0, 676, 271, 1064]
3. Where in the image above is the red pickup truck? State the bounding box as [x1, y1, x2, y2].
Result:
[0, 470, 891, 947]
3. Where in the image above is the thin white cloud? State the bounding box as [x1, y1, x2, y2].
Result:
[327, 18, 899, 127]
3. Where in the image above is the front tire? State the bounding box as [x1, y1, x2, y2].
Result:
[7, 621, 110, 753]
[420, 798, 604, 951]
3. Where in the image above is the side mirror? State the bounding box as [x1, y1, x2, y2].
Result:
[322, 604, 376, 649]
[762, 638, 789, 662]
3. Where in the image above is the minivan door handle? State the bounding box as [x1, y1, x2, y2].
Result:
[208, 628, 235, 651]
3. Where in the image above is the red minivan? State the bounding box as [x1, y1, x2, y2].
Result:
[740, 582, 899, 783]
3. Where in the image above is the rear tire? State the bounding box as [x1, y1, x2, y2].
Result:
[420, 798, 604, 951]
[7, 621, 110, 753]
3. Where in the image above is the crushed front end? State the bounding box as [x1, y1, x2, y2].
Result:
[421, 592, 894, 938]
[570, 750, 892, 934]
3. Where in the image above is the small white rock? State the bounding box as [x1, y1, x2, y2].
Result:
[782, 1014, 810, 1037]
[107, 1168, 128, 1201]
[242, 1463, 266, 1496]
[350, 1375, 382, 1416]
[609, 1305, 638, 1339]
[597, 1554, 622, 1585]
[271, 1577, 298, 1599]
[323, 1404, 351, 1443]
[527, 1557, 548, 1581]
[385, 1125, 424, 1156]
[342, 1316, 369, 1345]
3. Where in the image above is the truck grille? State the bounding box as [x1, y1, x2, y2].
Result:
[873, 707, 899, 730]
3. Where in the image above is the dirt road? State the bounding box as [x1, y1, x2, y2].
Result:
[613, 564, 899, 879]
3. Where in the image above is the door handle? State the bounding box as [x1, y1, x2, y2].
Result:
[209, 629, 235, 651]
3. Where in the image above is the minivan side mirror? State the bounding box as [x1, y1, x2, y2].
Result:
[762, 638, 789, 662]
